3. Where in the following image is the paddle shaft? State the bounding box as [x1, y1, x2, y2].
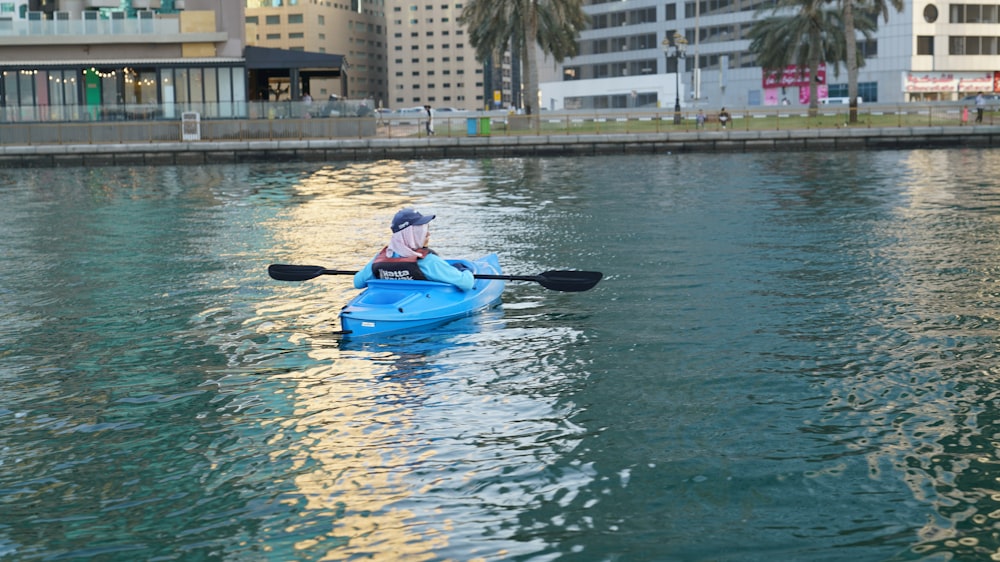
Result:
[311, 269, 549, 283]
[267, 264, 602, 292]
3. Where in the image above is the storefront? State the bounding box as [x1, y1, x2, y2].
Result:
[0, 59, 247, 122]
[904, 71, 999, 102]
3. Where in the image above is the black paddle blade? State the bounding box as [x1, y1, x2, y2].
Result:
[536, 270, 603, 292]
[268, 264, 328, 281]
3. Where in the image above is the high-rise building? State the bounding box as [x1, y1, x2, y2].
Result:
[385, 1, 487, 111]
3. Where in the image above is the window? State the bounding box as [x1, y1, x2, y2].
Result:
[265, 15, 280, 24]
[949, 36, 965, 55]
[917, 35, 934, 55]
[266, 33, 280, 39]
[246, 16, 258, 24]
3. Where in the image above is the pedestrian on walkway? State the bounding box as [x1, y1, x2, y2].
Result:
[424, 105, 435, 136]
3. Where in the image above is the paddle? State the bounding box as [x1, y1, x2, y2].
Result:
[267, 264, 602, 292]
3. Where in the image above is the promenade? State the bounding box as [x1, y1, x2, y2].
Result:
[2, 124, 999, 168]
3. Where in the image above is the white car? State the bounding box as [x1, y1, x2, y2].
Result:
[394, 106, 427, 124]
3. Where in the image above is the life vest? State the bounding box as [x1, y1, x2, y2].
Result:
[372, 247, 433, 280]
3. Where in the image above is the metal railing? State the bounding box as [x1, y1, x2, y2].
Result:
[0, 99, 375, 123]
[0, 103, 993, 146]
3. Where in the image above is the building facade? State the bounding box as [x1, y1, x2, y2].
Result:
[544, 1, 1000, 111]
[0, 0, 247, 121]
[385, 0, 487, 111]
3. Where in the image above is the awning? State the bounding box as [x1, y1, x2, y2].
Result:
[244, 46, 346, 72]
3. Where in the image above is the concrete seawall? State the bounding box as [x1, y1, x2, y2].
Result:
[2, 125, 999, 168]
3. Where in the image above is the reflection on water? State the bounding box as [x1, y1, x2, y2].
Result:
[6, 152, 1000, 560]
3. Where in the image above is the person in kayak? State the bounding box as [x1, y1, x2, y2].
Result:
[353, 208, 476, 291]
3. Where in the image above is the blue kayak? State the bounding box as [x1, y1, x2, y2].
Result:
[339, 253, 505, 338]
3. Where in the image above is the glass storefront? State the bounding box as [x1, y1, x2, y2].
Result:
[0, 63, 248, 122]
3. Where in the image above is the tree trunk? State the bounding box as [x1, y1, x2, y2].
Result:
[844, 0, 859, 123]
[808, 56, 820, 118]
[523, 0, 540, 129]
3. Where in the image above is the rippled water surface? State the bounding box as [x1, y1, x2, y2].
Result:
[4, 150, 1000, 561]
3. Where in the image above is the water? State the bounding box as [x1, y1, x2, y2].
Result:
[3, 150, 1000, 561]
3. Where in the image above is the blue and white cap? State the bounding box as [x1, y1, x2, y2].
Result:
[391, 208, 435, 233]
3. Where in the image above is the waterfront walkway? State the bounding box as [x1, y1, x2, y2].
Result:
[2, 124, 998, 168]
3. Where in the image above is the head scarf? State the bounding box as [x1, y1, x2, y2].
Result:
[387, 223, 429, 258]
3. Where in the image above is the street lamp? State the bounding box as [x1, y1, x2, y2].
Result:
[662, 31, 688, 124]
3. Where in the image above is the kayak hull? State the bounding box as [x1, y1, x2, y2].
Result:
[339, 253, 505, 338]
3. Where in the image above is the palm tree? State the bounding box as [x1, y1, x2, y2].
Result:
[748, 0, 873, 115]
[841, 0, 903, 123]
[460, 0, 587, 125]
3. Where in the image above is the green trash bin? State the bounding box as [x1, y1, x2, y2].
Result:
[479, 116, 491, 136]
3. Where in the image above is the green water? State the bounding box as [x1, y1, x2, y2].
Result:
[3, 151, 1000, 561]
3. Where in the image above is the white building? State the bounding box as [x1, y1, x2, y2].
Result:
[541, 1, 1000, 111]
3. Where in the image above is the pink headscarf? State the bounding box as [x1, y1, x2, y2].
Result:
[387, 223, 429, 258]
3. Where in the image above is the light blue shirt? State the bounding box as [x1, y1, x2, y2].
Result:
[353, 251, 475, 291]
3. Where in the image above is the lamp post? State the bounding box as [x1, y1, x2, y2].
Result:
[662, 31, 688, 125]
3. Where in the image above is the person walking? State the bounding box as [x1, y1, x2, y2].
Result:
[976, 92, 985, 124]
[424, 105, 435, 136]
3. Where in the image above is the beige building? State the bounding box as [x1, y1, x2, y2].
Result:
[245, 0, 387, 104]
[385, 0, 487, 111]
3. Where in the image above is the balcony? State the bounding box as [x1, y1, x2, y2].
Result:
[84, 0, 122, 7]
[131, 0, 163, 8]
[0, 17, 226, 45]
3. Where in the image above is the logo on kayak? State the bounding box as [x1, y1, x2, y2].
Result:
[380, 270, 416, 280]
[362, 322, 376, 327]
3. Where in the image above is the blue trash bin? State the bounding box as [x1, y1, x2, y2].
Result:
[466, 117, 478, 136]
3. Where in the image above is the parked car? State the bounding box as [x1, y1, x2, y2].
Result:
[394, 106, 427, 124]
[435, 107, 467, 113]
[819, 97, 850, 105]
